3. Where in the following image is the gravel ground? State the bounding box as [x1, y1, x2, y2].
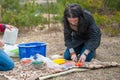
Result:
[0, 26, 120, 80]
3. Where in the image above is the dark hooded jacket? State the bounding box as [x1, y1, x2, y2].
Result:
[63, 10, 101, 51]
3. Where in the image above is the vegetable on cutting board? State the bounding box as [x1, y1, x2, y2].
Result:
[75, 62, 83, 67]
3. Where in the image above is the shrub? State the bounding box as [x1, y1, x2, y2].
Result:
[93, 12, 108, 26]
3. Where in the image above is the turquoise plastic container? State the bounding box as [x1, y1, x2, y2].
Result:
[18, 42, 46, 59]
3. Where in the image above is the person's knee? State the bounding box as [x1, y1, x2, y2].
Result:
[64, 54, 71, 60]
[85, 58, 92, 62]
[64, 49, 71, 60]
[85, 50, 95, 62]
[85, 54, 94, 62]
[7, 62, 14, 70]
[5, 61, 14, 71]
[64, 52, 71, 60]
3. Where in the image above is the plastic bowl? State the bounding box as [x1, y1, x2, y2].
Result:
[32, 61, 44, 69]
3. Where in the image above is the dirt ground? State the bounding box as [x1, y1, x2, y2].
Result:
[0, 25, 120, 80]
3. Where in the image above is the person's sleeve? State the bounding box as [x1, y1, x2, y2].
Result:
[85, 15, 101, 52]
[64, 25, 73, 49]
[69, 48, 75, 53]
[0, 24, 6, 32]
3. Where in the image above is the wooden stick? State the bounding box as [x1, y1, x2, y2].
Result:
[38, 68, 88, 80]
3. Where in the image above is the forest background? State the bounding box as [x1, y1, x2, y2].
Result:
[0, 0, 120, 36]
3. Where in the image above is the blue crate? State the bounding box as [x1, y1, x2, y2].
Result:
[18, 42, 46, 59]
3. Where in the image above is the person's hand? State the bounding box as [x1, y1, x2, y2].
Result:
[78, 54, 86, 63]
[0, 40, 4, 47]
[5, 24, 16, 31]
[71, 53, 77, 62]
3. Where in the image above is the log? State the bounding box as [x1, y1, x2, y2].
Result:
[37, 68, 88, 80]
[83, 61, 120, 69]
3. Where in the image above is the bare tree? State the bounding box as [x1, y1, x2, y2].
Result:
[47, 0, 50, 29]
[0, 5, 2, 22]
[102, 0, 110, 13]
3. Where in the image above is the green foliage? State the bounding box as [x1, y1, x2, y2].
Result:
[111, 12, 120, 23]
[104, 25, 120, 37]
[107, 0, 120, 11]
[93, 11, 120, 36]
[0, 0, 120, 36]
[1, 0, 47, 28]
[93, 12, 108, 25]
[1, 0, 20, 10]
[104, 12, 120, 36]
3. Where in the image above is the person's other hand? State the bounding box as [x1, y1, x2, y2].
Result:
[0, 40, 4, 47]
[71, 53, 77, 62]
[78, 54, 86, 63]
[5, 24, 16, 31]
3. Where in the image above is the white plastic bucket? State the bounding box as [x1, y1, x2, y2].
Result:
[2, 28, 18, 45]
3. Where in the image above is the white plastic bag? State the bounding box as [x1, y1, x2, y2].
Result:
[36, 54, 63, 69]
[3, 44, 19, 57]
